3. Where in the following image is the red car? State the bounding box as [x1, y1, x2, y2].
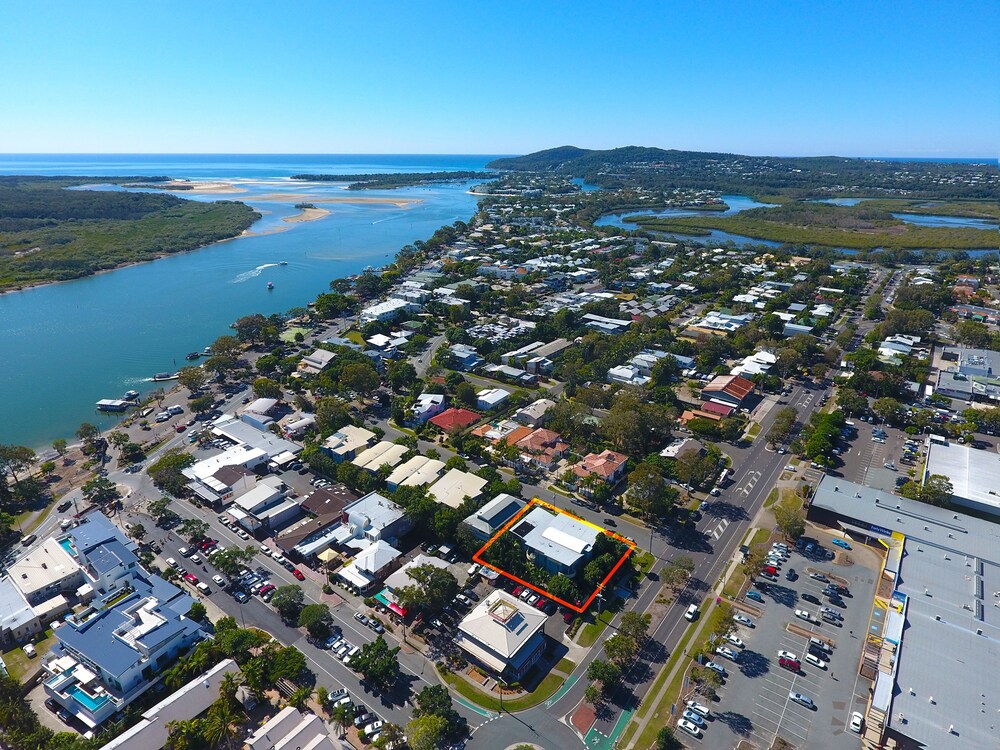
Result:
[258, 583, 276, 596]
[184, 573, 199, 584]
[512, 585, 524, 597]
[779, 657, 800, 672]
[765, 566, 778, 576]
[291, 568, 305, 581]
[533, 597, 547, 610]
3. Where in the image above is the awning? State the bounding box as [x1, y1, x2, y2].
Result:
[317, 549, 339, 563]
[375, 589, 406, 617]
[337, 561, 373, 589]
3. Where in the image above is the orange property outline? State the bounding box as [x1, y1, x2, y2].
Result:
[472, 497, 637, 614]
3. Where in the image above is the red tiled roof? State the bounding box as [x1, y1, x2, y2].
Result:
[679, 409, 722, 424]
[701, 401, 735, 416]
[429, 408, 481, 430]
[572, 449, 628, 480]
[703, 375, 754, 402]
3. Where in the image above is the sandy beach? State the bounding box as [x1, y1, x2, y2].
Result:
[127, 179, 245, 194]
[283, 207, 331, 223]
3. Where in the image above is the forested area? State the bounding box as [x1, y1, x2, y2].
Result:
[0, 177, 259, 291]
[291, 171, 487, 190]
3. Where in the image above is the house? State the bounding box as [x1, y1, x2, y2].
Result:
[274, 485, 358, 556]
[96, 659, 240, 750]
[689, 311, 753, 334]
[42, 515, 205, 729]
[359, 298, 420, 324]
[514, 428, 569, 470]
[571, 450, 629, 490]
[660, 437, 706, 459]
[428, 407, 481, 431]
[679, 408, 723, 425]
[322, 424, 376, 463]
[477, 388, 510, 411]
[350, 440, 410, 473]
[0, 578, 41, 646]
[510, 505, 600, 576]
[513, 398, 556, 427]
[8, 538, 84, 607]
[449, 343, 484, 371]
[376, 554, 451, 617]
[701, 374, 755, 409]
[295, 492, 410, 558]
[731, 350, 777, 377]
[385, 455, 445, 490]
[581, 313, 632, 334]
[336, 540, 402, 594]
[297, 348, 336, 376]
[455, 590, 548, 680]
[462, 494, 526, 541]
[246, 706, 338, 750]
[607, 365, 650, 386]
[427, 468, 489, 509]
[282, 415, 315, 439]
[410, 393, 446, 424]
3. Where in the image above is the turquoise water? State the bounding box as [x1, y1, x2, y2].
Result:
[890, 212, 999, 230]
[59, 538, 76, 557]
[0, 156, 498, 449]
[69, 685, 110, 711]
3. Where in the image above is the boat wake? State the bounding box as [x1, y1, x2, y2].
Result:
[232, 263, 281, 283]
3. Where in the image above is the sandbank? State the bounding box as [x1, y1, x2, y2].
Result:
[132, 179, 245, 194]
[250, 192, 422, 208]
[283, 207, 331, 224]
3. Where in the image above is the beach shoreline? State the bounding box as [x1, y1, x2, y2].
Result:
[283, 206, 331, 223]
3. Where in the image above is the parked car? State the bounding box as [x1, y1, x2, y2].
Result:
[716, 646, 739, 662]
[685, 700, 711, 717]
[746, 591, 764, 603]
[291, 568, 305, 580]
[779, 657, 800, 672]
[832, 538, 852, 550]
[805, 652, 828, 669]
[785, 568, 797, 581]
[725, 633, 744, 648]
[733, 613, 754, 627]
[676, 718, 701, 738]
[777, 649, 798, 661]
[801, 592, 820, 604]
[234, 591, 250, 603]
[794, 609, 812, 622]
[681, 710, 705, 727]
[789, 691, 815, 709]
[809, 572, 828, 582]
[354, 612, 370, 626]
[704, 660, 726, 677]
[850, 711, 864, 733]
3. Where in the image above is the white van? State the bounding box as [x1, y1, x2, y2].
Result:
[196, 582, 211, 595]
[685, 604, 700, 621]
[167, 405, 184, 415]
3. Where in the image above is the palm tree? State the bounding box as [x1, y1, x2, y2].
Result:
[203, 700, 239, 750]
[162, 663, 188, 691]
[287, 686, 312, 710]
[219, 672, 242, 709]
[165, 719, 203, 750]
[330, 703, 352, 738]
[241, 657, 268, 698]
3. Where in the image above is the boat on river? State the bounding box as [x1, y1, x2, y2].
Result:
[122, 390, 140, 401]
[152, 372, 179, 382]
[267, 281, 274, 290]
[185, 351, 201, 360]
[278, 261, 288, 266]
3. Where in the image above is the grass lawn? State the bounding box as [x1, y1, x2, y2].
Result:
[345, 330, 366, 346]
[578, 598, 623, 647]
[1, 628, 56, 681]
[555, 657, 576, 674]
[746, 422, 762, 438]
[633, 551, 655, 579]
[280, 326, 310, 342]
[441, 669, 565, 712]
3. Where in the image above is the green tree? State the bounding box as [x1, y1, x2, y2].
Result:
[148, 450, 195, 495]
[52, 438, 68, 459]
[203, 699, 238, 750]
[586, 658, 621, 689]
[75, 423, 100, 450]
[406, 714, 449, 750]
[0, 444, 37, 494]
[604, 632, 638, 668]
[177, 366, 208, 392]
[919, 474, 954, 506]
[252, 377, 282, 400]
[836, 388, 868, 416]
[352, 635, 401, 693]
[298, 603, 334, 640]
[454, 381, 477, 407]
[191, 394, 215, 413]
[212, 335, 243, 358]
[186, 601, 208, 622]
[394, 563, 458, 615]
[656, 726, 683, 750]
[271, 584, 305, 622]
[373, 723, 406, 749]
[619, 611, 651, 643]
[872, 397, 903, 425]
[315, 398, 350, 434]
[626, 462, 675, 519]
[584, 682, 603, 705]
[340, 363, 380, 397]
[82, 476, 120, 506]
[330, 702, 353, 737]
[178, 518, 210, 542]
[775, 501, 806, 540]
[128, 523, 146, 540]
[107, 430, 129, 451]
[547, 573, 579, 604]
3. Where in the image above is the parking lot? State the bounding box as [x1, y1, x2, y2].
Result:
[835, 418, 921, 494]
[694, 536, 877, 750]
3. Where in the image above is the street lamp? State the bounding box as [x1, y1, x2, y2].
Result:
[498, 676, 506, 714]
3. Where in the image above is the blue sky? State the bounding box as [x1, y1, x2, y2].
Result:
[1, 1, 996, 156]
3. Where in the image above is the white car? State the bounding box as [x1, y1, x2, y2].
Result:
[179, 546, 192, 557]
[190, 554, 202, 564]
[676, 718, 702, 738]
[685, 700, 711, 718]
[725, 633, 744, 648]
[777, 649, 798, 661]
[259, 545, 271, 556]
[716, 646, 739, 661]
[733, 613, 754, 627]
[704, 660, 726, 677]
[795, 609, 813, 622]
[789, 691, 815, 709]
[212, 574, 226, 586]
[363, 721, 384, 736]
[850, 711, 864, 733]
[805, 652, 827, 669]
[166, 557, 179, 568]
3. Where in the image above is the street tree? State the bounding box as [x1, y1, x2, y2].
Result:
[178, 518, 210, 542]
[271, 585, 305, 622]
[82, 476, 120, 506]
[352, 635, 401, 693]
[919, 474, 953, 506]
[394, 564, 458, 616]
[252, 377, 282, 400]
[604, 632, 638, 668]
[191, 394, 215, 413]
[298, 603, 334, 640]
[775, 501, 806, 540]
[373, 724, 406, 749]
[211, 335, 243, 358]
[586, 658, 621, 690]
[584, 682, 603, 705]
[107, 431, 129, 451]
[626, 462, 676, 519]
[177, 366, 208, 392]
[406, 715, 449, 750]
[75, 423, 100, 450]
[52, 438, 68, 459]
[0, 444, 37, 491]
[619, 611, 651, 644]
[340, 363, 380, 397]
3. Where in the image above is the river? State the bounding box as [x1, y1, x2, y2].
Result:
[0, 155, 499, 449]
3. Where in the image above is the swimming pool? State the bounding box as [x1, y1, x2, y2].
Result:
[58, 538, 76, 558]
[69, 685, 110, 711]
